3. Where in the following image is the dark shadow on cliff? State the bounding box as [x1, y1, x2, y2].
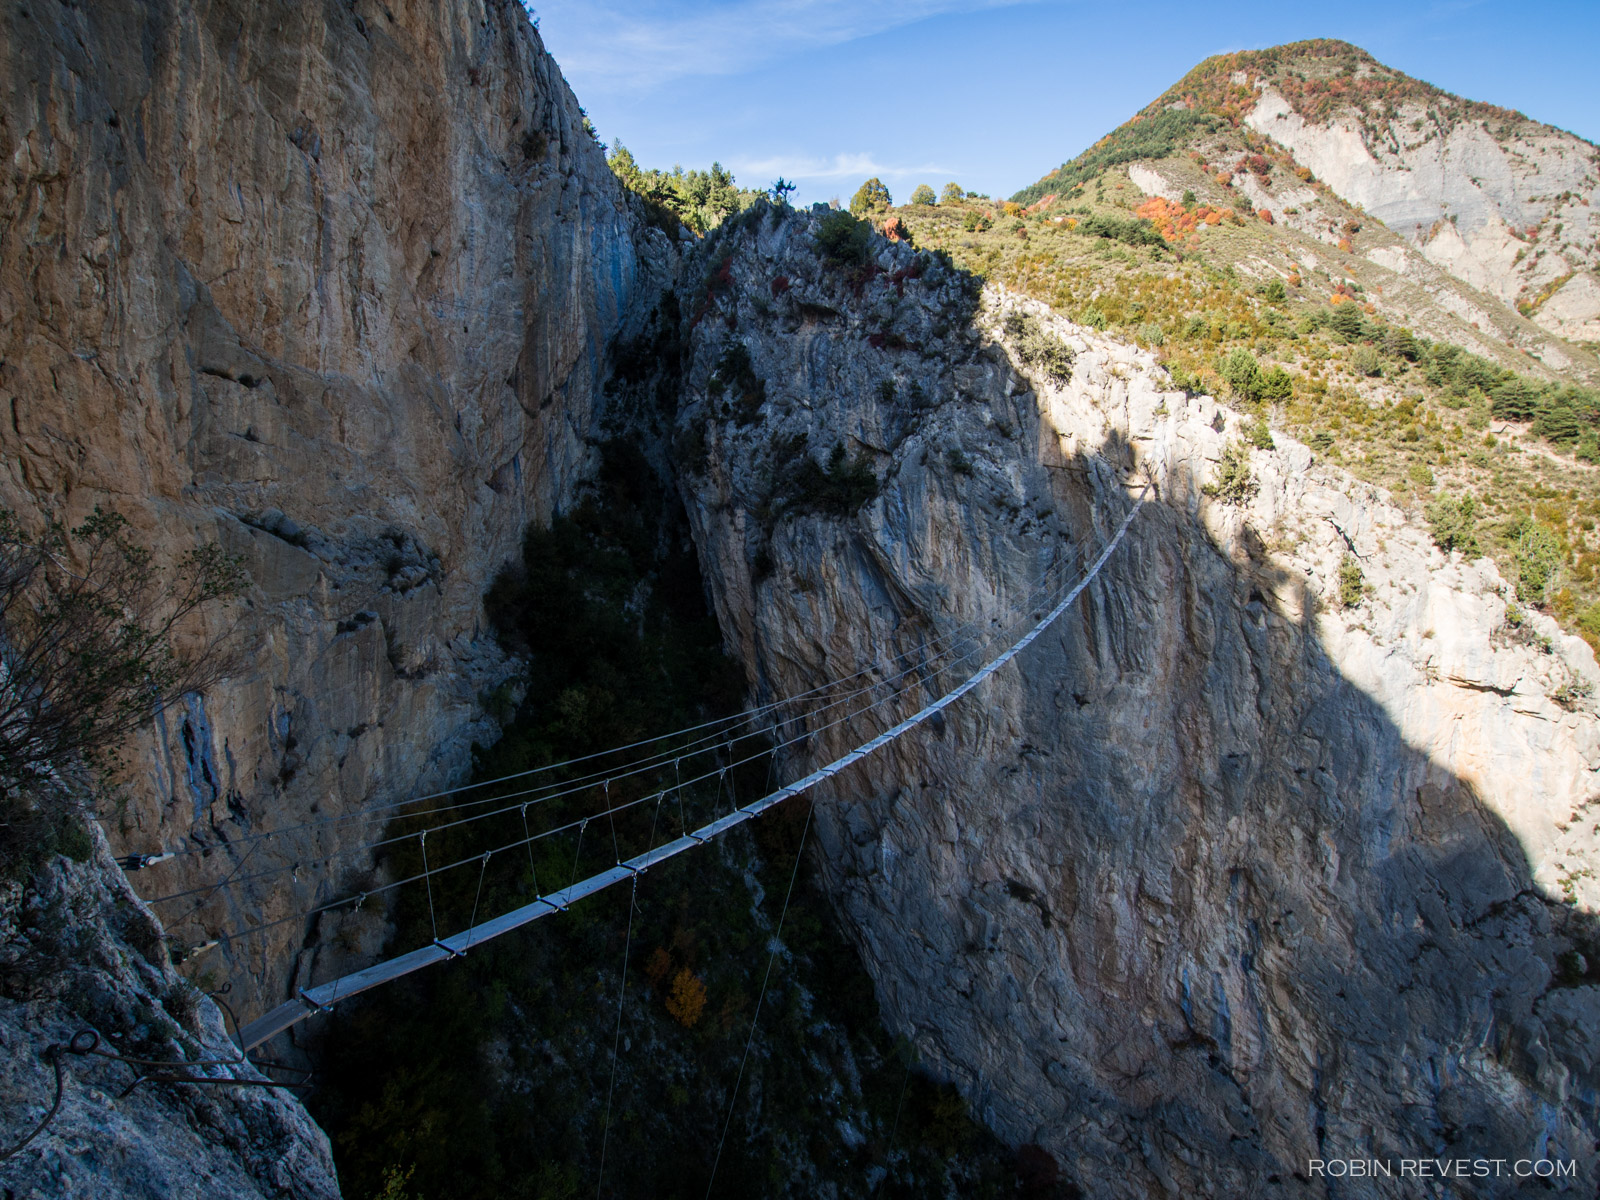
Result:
[942, 404, 1600, 1197]
[301, 439, 1057, 1199]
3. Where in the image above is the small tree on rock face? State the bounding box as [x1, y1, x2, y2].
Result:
[1203, 441, 1257, 505]
[849, 177, 892, 215]
[940, 182, 965, 204]
[1515, 519, 1564, 604]
[909, 183, 936, 206]
[1338, 555, 1366, 609]
[1426, 493, 1480, 556]
[0, 506, 246, 867]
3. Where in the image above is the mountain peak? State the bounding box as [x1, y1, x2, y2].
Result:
[1150, 38, 1531, 135]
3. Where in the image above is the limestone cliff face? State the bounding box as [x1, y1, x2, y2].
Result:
[677, 210, 1600, 1196]
[0, 0, 664, 1020]
[1244, 88, 1600, 342]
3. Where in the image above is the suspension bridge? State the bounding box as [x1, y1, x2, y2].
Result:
[53, 481, 1148, 1188]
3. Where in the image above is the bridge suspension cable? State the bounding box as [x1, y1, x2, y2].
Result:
[235, 485, 1146, 1052]
[142, 539, 1102, 910]
[135, 546, 1088, 870]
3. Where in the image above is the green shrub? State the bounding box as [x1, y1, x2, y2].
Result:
[1204, 441, 1256, 504]
[1260, 279, 1287, 303]
[1515, 520, 1565, 603]
[1221, 348, 1264, 403]
[1260, 365, 1294, 402]
[1329, 303, 1368, 342]
[1382, 327, 1420, 361]
[909, 184, 936, 206]
[714, 343, 766, 424]
[1351, 345, 1384, 377]
[1425, 493, 1479, 556]
[961, 210, 993, 233]
[814, 211, 873, 265]
[784, 443, 880, 517]
[1408, 462, 1435, 488]
[1074, 212, 1166, 250]
[1338, 555, 1365, 609]
[849, 177, 892, 215]
[947, 448, 974, 476]
[1003, 311, 1075, 383]
[1246, 417, 1274, 449]
[940, 182, 965, 204]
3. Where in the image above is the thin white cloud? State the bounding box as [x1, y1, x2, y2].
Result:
[533, 0, 1032, 88]
[731, 152, 952, 182]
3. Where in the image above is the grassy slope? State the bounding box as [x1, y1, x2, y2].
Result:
[895, 45, 1600, 650]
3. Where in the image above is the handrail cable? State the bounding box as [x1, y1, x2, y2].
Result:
[192, 608, 1022, 938]
[135, 551, 1084, 868]
[145, 551, 1095, 908]
[234, 485, 1145, 1052]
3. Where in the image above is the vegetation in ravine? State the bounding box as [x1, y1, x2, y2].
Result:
[309, 447, 1073, 1200]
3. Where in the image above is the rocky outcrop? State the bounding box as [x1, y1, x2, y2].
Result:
[0, 813, 338, 1199]
[676, 209, 1600, 1196]
[0, 0, 665, 1021]
[1244, 86, 1600, 336]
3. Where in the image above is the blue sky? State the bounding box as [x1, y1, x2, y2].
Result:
[528, 1, 1600, 207]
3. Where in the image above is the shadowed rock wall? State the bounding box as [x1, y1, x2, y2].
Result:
[675, 210, 1600, 1196]
[0, 0, 664, 1020]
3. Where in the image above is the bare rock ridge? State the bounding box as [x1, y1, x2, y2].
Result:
[675, 206, 1600, 1195]
[0, 0, 667, 1030]
[1237, 55, 1600, 341]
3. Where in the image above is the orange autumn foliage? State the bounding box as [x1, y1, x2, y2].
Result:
[1338, 237, 1352, 252]
[1256, 208, 1274, 223]
[665, 967, 707, 1028]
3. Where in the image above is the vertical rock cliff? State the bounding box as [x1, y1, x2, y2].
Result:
[0, 0, 664, 1021]
[676, 208, 1600, 1196]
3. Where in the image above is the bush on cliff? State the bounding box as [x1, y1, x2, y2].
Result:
[0, 507, 244, 874]
[815, 211, 874, 266]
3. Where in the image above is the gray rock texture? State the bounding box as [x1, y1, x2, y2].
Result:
[675, 209, 1600, 1196]
[0, 815, 339, 1199]
[0, 0, 665, 1022]
[1245, 87, 1600, 341]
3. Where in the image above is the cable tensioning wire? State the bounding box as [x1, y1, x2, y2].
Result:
[212, 518, 1126, 960]
[193, 612, 1033, 946]
[150, 547, 1106, 921]
[142, 625, 992, 908]
[135, 548, 1085, 865]
[192, 548, 1111, 954]
[143, 560, 1091, 908]
[149, 549, 1098, 914]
